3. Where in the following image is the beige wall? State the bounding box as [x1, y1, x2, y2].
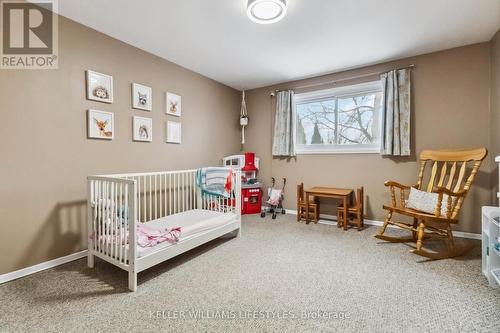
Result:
[490, 30, 500, 201]
[0, 15, 497, 275]
[245, 43, 493, 233]
[0, 17, 241, 274]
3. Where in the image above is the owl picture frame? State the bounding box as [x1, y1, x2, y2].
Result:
[86, 70, 113, 104]
[133, 116, 153, 142]
[132, 83, 152, 111]
[166, 92, 181, 117]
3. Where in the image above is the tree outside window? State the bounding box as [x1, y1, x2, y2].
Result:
[295, 89, 382, 152]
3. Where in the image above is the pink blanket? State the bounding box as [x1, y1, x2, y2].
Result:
[93, 224, 182, 248]
[136, 224, 182, 248]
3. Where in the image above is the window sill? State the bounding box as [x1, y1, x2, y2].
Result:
[295, 146, 380, 155]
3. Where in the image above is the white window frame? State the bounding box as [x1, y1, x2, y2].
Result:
[294, 80, 383, 155]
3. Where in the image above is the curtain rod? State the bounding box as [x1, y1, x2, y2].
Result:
[270, 64, 415, 96]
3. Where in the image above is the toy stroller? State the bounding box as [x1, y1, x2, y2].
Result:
[261, 177, 286, 219]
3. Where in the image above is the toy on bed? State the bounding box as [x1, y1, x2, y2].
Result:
[261, 177, 286, 219]
[87, 167, 241, 291]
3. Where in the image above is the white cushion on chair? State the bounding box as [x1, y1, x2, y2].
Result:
[406, 188, 449, 217]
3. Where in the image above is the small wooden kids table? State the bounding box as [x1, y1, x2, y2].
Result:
[304, 187, 353, 230]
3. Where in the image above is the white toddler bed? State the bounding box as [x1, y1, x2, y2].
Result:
[87, 169, 241, 291]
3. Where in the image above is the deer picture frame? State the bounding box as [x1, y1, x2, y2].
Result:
[88, 109, 114, 140]
[166, 92, 181, 117]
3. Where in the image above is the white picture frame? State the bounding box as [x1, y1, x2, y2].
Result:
[133, 116, 153, 142]
[166, 92, 182, 117]
[86, 70, 113, 103]
[132, 83, 152, 111]
[88, 109, 114, 140]
[166, 121, 181, 144]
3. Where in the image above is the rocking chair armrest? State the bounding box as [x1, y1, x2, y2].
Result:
[384, 181, 417, 208]
[434, 187, 467, 198]
[384, 181, 413, 189]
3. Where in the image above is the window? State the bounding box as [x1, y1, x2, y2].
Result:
[295, 81, 382, 154]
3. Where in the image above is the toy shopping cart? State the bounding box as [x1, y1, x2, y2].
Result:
[260, 177, 286, 219]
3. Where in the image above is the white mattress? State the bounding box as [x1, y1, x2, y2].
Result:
[137, 209, 237, 258]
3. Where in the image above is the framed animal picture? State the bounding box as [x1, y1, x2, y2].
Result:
[133, 116, 153, 142]
[86, 70, 113, 103]
[166, 121, 181, 144]
[88, 109, 114, 140]
[166, 92, 181, 117]
[132, 83, 152, 111]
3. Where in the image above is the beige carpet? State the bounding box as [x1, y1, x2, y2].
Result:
[1, 214, 499, 332]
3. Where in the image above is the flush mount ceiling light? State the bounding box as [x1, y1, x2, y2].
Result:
[247, 0, 287, 24]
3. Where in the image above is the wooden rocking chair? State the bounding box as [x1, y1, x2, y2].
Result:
[375, 148, 487, 259]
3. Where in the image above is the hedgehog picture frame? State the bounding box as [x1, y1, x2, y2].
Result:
[86, 70, 114, 104]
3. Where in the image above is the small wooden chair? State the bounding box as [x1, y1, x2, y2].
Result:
[337, 187, 364, 231]
[297, 183, 319, 223]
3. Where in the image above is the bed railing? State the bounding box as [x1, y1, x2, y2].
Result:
[108, 170, 199, 223]
[87, 169, 241, 269]
[87, 175, 136, 269]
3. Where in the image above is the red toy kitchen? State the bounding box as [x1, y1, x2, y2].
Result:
[223, 152, 262, 215]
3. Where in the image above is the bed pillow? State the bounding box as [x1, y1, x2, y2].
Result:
[406, 188, 450, 217]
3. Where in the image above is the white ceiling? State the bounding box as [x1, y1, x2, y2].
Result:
[58, 0, 500, 90]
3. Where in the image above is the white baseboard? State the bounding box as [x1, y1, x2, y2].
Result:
[284, 209, 481, 240]
[449, 231, 481, 240]
[0, 250, 88, 285]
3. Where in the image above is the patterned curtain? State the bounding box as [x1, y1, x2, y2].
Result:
[380, 69, 411, 156]
[272, 90, 296, 157]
